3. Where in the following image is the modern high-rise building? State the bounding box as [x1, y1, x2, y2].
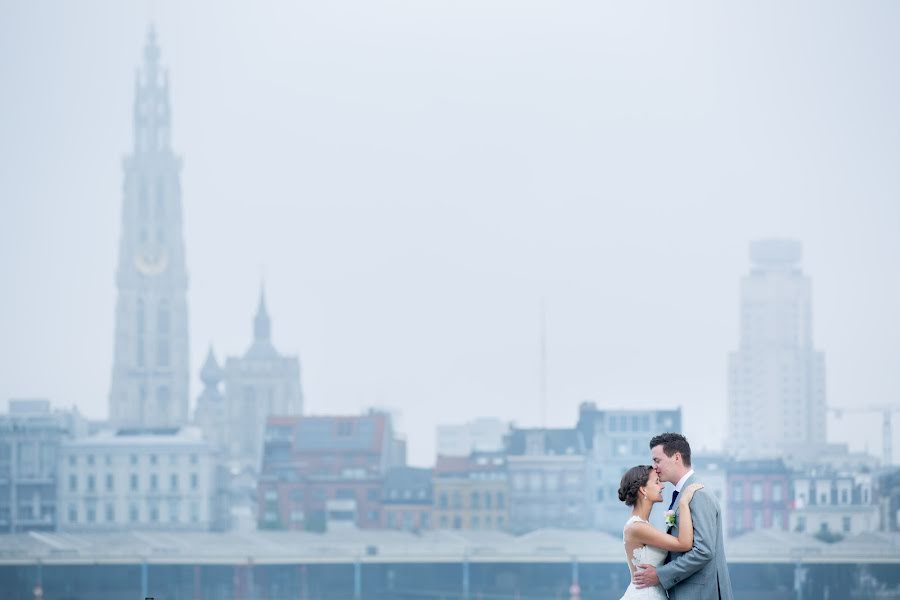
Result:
[728, 239, 827, 459]
[109, 29, 190, 428]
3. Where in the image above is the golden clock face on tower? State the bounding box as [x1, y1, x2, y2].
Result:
[134, 249, 169, 276]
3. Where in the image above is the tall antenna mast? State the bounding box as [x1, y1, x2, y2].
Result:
[540, 299, 547, 428]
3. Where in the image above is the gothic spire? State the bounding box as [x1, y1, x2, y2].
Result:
[133, 25, 171, 155]
[254, 284, 271, 342]
[200, 345, 223, 388]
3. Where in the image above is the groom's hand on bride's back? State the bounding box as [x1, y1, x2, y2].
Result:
[633, 564, 659, 588]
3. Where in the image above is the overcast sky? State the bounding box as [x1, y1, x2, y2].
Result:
[2, 1, 899, 466]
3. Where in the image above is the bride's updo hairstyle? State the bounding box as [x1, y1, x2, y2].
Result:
[618, 465, 654, 506]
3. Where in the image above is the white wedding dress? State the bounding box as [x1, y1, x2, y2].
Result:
[619, 515, 669, 599]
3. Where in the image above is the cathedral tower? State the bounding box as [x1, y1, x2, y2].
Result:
[109, 28, 190, 427]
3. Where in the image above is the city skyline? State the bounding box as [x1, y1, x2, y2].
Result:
[3, 3, 900, 466]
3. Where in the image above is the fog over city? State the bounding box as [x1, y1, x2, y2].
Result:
[3, 1, 900, 466]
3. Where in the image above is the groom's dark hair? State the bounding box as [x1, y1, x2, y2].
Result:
[649, 432, 691, 467]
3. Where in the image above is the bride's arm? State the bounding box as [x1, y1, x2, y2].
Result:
[628, 520, 692, 553]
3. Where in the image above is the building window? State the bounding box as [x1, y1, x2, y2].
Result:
[190, 473, 198, 490]
[190, 501, 199, 523]
[751, 483, 762, 503]
[69, 474, 77, 492]
[156, 386, 170, 414]
[796, 516, 806, 533]
[841, 489, 849, 504]
[68, 505, 77, 523]
[752, 510, 763, 530]
[136, 299, 145, 332]
[471, 491, 480, 509]
[157, 302, 170, 334]
[452, 491, 462, 509]
[453, 516, 461, 529]
[106, 474, 114, 492]
[131, 454, 138, 466]
[129, 503, 139, 523]
[68, 455, 76, 467]
[772, 482, 783, 502]
[440, 516, 448, 528]
[485, 492, 493, 509]
[732, 483, 743, 503]
[86, 505, 96, 523]
[150, 454, 157, 465]
[130, 473, 139, 491]
[439, 492, 448, 509]
[149, 504, 159, 523]
[170, 474, 178, 491]
[496, 492, 505, 509]
[842, 516, 851, 532]
[87, 454, 95, 466]
[150, 474, 158, 491]
[471, 516, 480, 529]
[190, 454, 198, 465]
[169, 500, 180, 523]
[105, 503, 115, 522]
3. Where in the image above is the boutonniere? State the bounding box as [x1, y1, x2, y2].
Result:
[664, 510, 677, 528]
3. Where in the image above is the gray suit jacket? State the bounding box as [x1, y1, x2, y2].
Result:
[656, 474, 734, 600]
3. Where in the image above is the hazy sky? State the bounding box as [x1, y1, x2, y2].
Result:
[2, 1, 899, 466]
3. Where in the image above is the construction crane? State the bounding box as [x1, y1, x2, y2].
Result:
[827, 404, 900, 466]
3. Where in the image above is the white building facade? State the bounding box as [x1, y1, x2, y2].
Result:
[728, 240, 827, 459]
[791, 471, 879, 535]
[58, 427, 213, 531]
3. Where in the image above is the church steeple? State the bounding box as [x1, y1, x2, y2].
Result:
[200, 346, 223, 388]
[133, 26, 171, 155]
[110, 28, 189, 429]
[254, 284, 271, 342]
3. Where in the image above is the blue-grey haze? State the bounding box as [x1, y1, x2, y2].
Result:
[2, 1, 900, 465]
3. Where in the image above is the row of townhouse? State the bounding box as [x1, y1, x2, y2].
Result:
[4, 399, 897, 537]
[257, 405, 898, 537]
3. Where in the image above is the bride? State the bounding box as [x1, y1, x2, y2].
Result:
[617, 465, 703, 599]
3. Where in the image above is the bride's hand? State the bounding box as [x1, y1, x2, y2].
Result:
[680, 483, 705, 505]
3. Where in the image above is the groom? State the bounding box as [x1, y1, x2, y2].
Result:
[633, 433, 733, 599]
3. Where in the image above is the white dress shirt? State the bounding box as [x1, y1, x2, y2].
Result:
[673, 469, 695, 493]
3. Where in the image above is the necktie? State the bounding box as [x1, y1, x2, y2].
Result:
[668, 489, 679, 511]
